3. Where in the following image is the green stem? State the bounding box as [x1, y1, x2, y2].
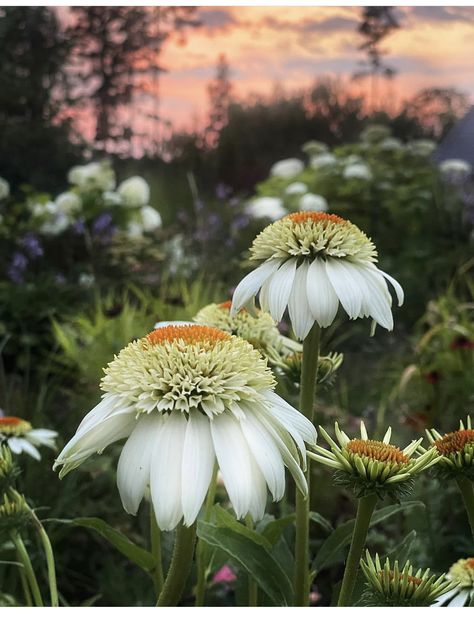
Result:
[195, 464, 218, 607]
[456, 476, 474, 541]
[11, 533, 44, 607]
[157, 522, 197, 607]
[294, 322, 320, 607]
[337, 494, 378, 607]
[150, 503, 164, 600]
[18, 556, 33, 607]
[245, 516, 258, 607]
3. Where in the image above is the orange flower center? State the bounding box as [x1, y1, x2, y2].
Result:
[146, 325, 231, 347]
[346, 439, 410, 464]
[0, 416, 31, 435]
[219, 301, 232, 310]
[286, 212, 347, 226]
[435, 429, 474, 455]
[379, 571, 422, 586]
[464, 559, 474, 570]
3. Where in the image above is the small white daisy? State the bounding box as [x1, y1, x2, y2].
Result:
[231, 212, 403, 339]
[54, 325, 316, 531]
[0, 416, 57, 461]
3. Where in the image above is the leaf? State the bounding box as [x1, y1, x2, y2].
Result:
[213, 505, 272, 550]
[309, 511, 334, 534]
[197, 520, 293, 606]
[260, 515, 295, 545]
[311, 501, 424, 575]
[385, 530, 417, 564]
[66, 517, 155, 572]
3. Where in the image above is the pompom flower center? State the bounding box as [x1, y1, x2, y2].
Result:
[286, 212, 346, 226]
[435, 429, 474, 455]
[346, 439, 410, 464]
[449, 558, 474, 587]
[0, 416, 31, 436]
[146, 324, 231, 347]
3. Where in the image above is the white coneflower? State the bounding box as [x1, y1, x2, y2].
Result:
[245, 197, 287, 221]
[117, 176, 150, 208]
[0, 416, 57, 461]
[299, 193, 328, 212]
[433, 558, 474, 607]
[285, 182, 308, 196]
[270, 158, 304, 179]
[231, 212, 403, 340]
[54, 324, 316, 531]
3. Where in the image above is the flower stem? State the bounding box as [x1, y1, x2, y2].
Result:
[150, 503, 164, 599]
[294, 322, 320, 607]
[456, 476, 474, 541]
[11, 533, 44, 607]
[18, 558, 33, 607]
[245, 515, 258, 606]
[337, 493, 378, 607]
[156, 522, 197, 607]
[195, 464, 218, 607]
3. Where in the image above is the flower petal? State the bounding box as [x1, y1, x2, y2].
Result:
[267, 258, 297, 321]
[306, 258, 339, 327]
[325, 258, 363, 319]
[181, 412, 215, 526]
[231, 260, 281, 314]
[352, 264, 393, 330]
[379, 269, 404, 306]
[150, 413, 187, 531]
[264, 390, 317, 446]
[288, 261, 314, 340]
[117, 413, 161, 516]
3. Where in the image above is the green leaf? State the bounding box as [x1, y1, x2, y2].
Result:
[197, 520, 293, 606]
[312, 501, 424, 575]
[68, 517, 155, 572]
[309, 511, 334, 534]
[385, 530, 417, 564]
[260, 515, 295, 545]
[213, 505, 272, 550]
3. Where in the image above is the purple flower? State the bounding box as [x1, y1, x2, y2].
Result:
[231, 214, 250, 231]
[92, 212, 113, 234]
[21, 233, 43, 259]
[212, 565, 236, 585]
[72, 218, 86, 235]
[7, 251, 28, 283]
[194, 197, 205, 213]
[215, 183, 232, 200]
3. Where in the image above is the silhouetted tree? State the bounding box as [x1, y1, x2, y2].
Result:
[403, 88, 469, 138]
[205, 54, 233, 147]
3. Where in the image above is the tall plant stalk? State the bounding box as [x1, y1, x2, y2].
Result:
[156, 522, 196, 607]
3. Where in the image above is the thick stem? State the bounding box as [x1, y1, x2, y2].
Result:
[150, 503, 164, 599]
[294, 323, 320, 607]
[245, 516, 258, 607]
[18, 557, 33, 607]
[11, 533, 44, 607]
[337, 494, 378, 607]
[195, 464, 218, 607]
[456, 476, 474, 541]
[157, 522, 197, 607]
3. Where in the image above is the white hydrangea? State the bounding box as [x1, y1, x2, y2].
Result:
[0, 177, 10, 201]
[55, 191, 82, 215]
[117, 176, 150, 208]
[103, 191, 122, 207]
[343, 163, 372, 181]
[270, 158, 304, 179]
[31, 200, 58, 218]
[285, 182, 308, 195]
[40, 212, 70, 236]
[141, 205, 162, 232]
[245, 197, 287, 221]
[299, 193, 328, 212]
[68, 162, 116, 192]
[78, 273, 95, 287]
[127, 221, 144, 239]
[380, 137, 403, 151]
[439, 158, 472, 179]
[409, 139, 436, 157]
[310, 153, 337, 169]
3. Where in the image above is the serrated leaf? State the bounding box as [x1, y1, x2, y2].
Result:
[67, 517, 155, 572]
[197, 520, 293, 606]
[312, 501, 424, 575]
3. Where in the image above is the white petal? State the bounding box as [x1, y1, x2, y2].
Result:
[240, 413, 286, 501]
[55, 407, 136, 477]
[433, 589, 459, 606]
[352, 264, 393, 330]
[76, 393, 122, 433]
[448, 591, 468, 607]
[210, 413, 254, 519]
[379, 269, 404, 306]
[247, 454, 267, 521]
[231, 260, 281, 314]
[181, 413, 215, 526]
[325, 259, 362, 319]
[264, 391, 317, 446]
[150, 413, 187, 531]
[306, 258, 339, 327]
[19, 439, 41, 460]
[288, 261, 314, 340]
[117, 414, 161, 515]
[267, 258, 297, 322]
[7, 437, 25, 455]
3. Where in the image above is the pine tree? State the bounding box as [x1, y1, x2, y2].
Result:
[205, 54, 233, 147]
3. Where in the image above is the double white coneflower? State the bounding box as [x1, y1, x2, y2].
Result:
[231, 212, 403, 339]
[55, 324, 316, 531]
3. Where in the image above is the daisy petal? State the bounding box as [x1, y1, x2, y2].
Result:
[267, 258, 297, 322]
[288, 261, 314, 340]
[231, 260, 281, 314]
[325, 258, 363, 319]
[306, 258, 339, 327]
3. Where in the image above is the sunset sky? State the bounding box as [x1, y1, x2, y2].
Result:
[156, 6, 474, 130]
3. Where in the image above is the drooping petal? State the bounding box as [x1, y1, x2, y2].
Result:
[181, 412, 215, 526]
[27, 429, 58, 449]
[210, 413, 254, 519]
[352, 263, 393, 330]
[448, 591, 468, 607]
[247, 454, 268, 521]
[288, 261, 314, 340]
[267, 258, 297, 322]
[150, 412, 187, 531]
[240, 412, 286, 501]
[8, 437, 41, 460]
[76, 393, 123, 434]
[231, 260, 281, 314]
[325, 258, 363, 319]
[264, 390, 317, 446]
[117, 413, 161, 516]
[379, 269, 404, 306]
[306, 258, 339, 327]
